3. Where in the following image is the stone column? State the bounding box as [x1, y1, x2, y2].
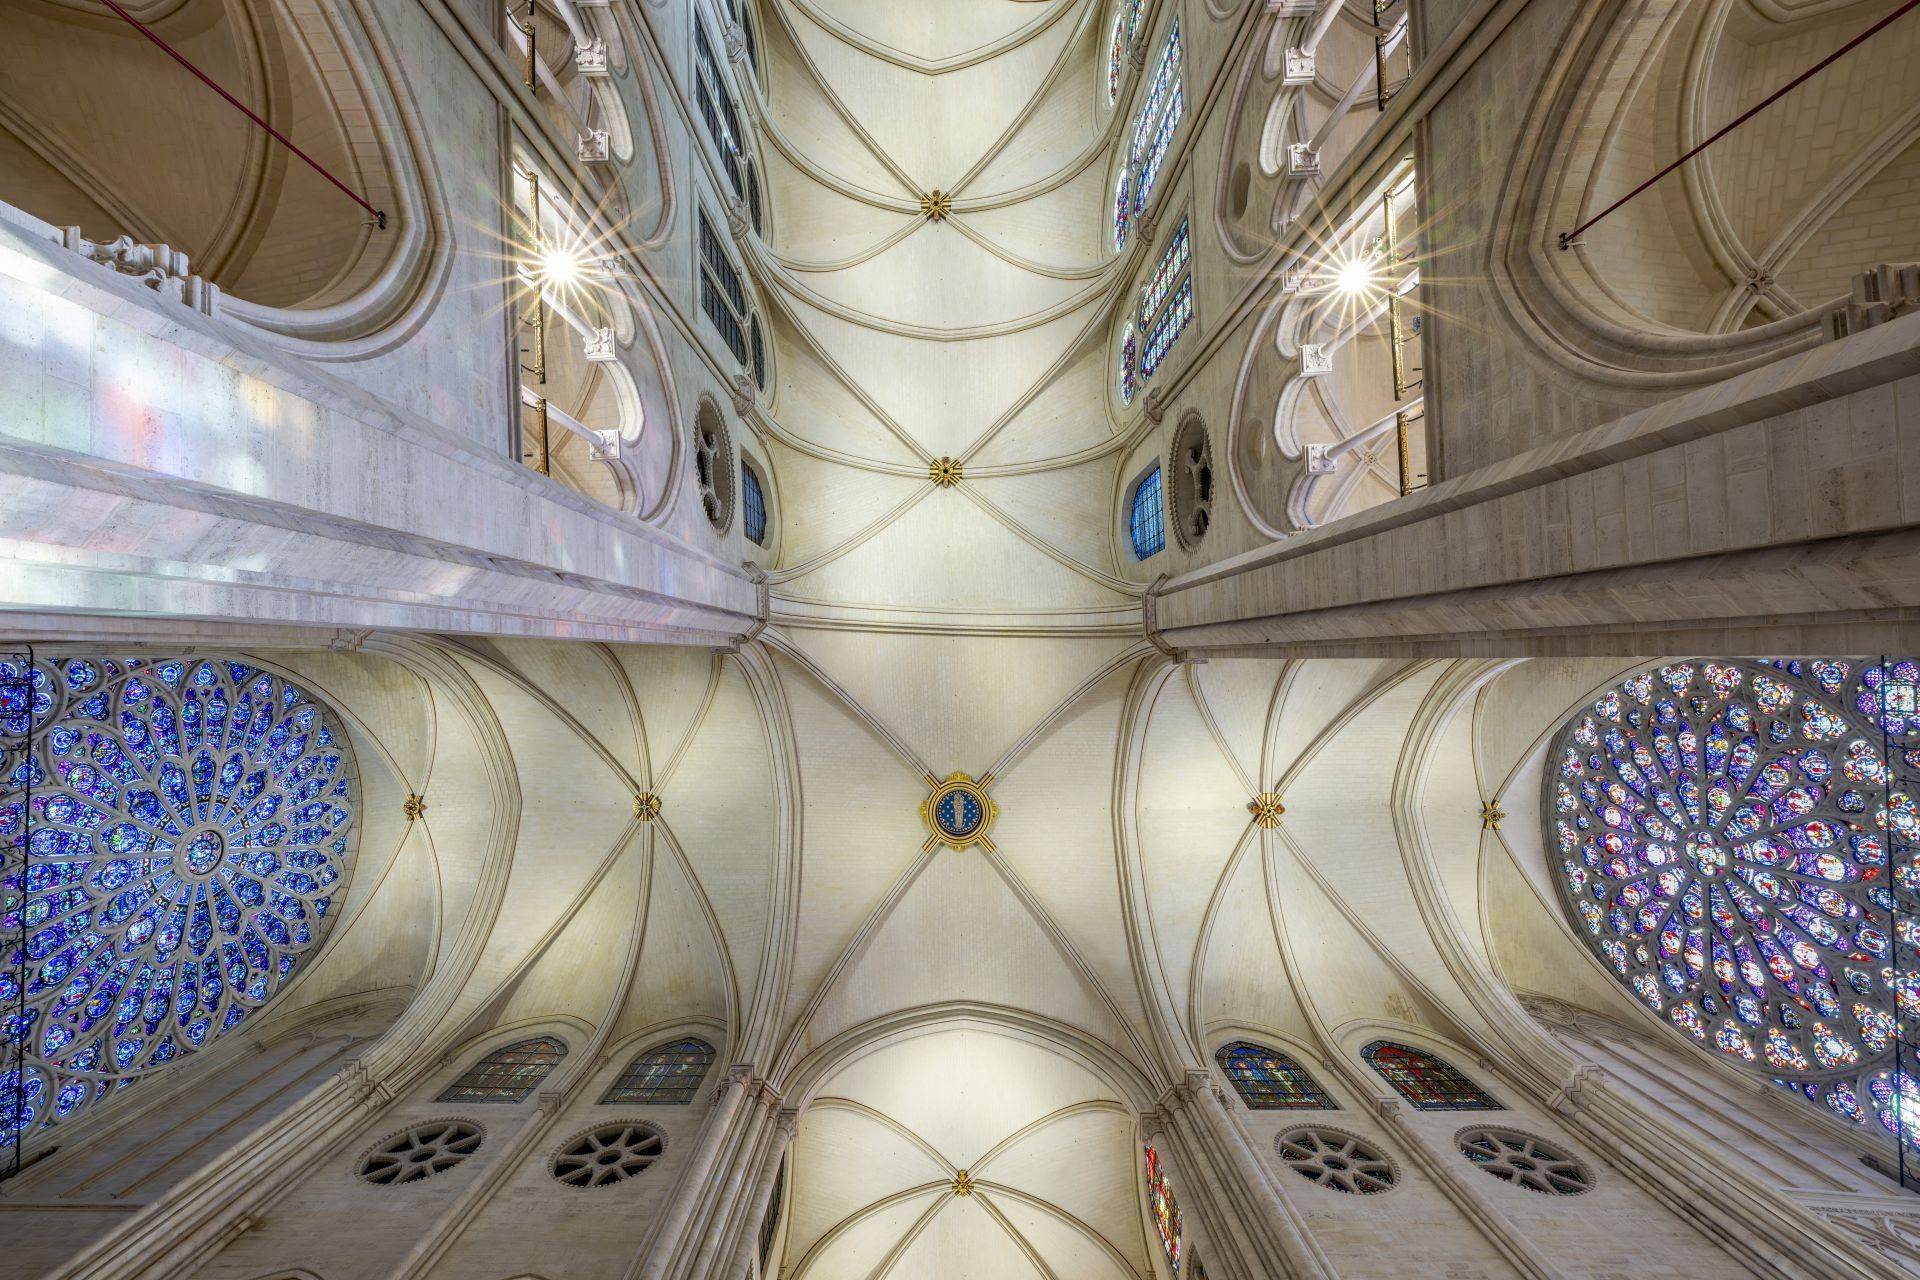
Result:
[1180, 1070, 1336, 1280]
[682, 1077, 781, 1280]
[724, 1106, 799, 1280]
[629, 1067, 752, 1280]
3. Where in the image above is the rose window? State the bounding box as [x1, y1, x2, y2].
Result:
[1547, 658, 1918, 1148]
[1, 657, 357, 1148]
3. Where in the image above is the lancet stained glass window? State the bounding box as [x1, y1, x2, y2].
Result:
[1217, 1041, 1336, 1110]
[1118, 219, 1194, 402]
[601, 1036, 715, 1104]
[1548, 657, 1920, 1152]
[1, 657, 357, 1148]
[1112, 18, 1182, 250]
[694, 19, 745, 198]
[1144, 1141, 1182, 1271]
[1105, 0, 1145, 103]
[1362, 1041, 1500, 1111]
[440, 1035, 568, 1103]
[1129, 465, 1165, 560]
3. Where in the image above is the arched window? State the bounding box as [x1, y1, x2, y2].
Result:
[1362, 1041, 1499, 1111]
[1129, 466, 1165, 560]
[1548, 657, 1920, 1152]
[1216, 1041, 1335, 1110]
[694, 17, 746, 198]
[439, 1036, 568, 1103]
[747, 162, 765, 235]
[601, 1037, 716, 1104]
[750, 314, 768, 390]
[1113, 19, 1183, 251]
[1143, 1141, 1182, 1271]
[1105, 0, 1146, 104]
[0, 656, 358, 1148]
[741, 460, 769, 547]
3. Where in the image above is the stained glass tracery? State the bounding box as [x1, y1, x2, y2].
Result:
[1105, 0, 1145, 104]
[601, 1036, 715, 1104]
[1144, 1140, 1182, 1271]
[1362, 1041, 1500, 1111]
[1112, 18, 1182, 251]
[1547, 657, 1920, 1151]
[1, 657, 357, 1148]
[1129, 465, 1165, 561]
[439, 1035, 568, 1103]
[1116, 215, 1193, 404]
[1216, 1040, 1336, 1109]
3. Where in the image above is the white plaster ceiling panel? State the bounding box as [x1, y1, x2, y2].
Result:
[788, 1187, 946, 1280]
[784, 1, 1081, 189]
[657, 660, 778, 1025]
[1471, 658, 1629, 802]
[761, 444, 925, 570]
[806, 848, 1130, 1053]
[1263, 835, 1442, 1033]
[1190, 660, 1285, 786]
[782, 631, 1134, 772]
[606, 646, 724, 783]
[277, 651, 436, 795]
[790, 482, 1138, 612]
[793, 224, 1091, 332]
[1268, 659, 1412, 787]
[962, 28, 1103, 198]
[1481, 836, 1643, 1022]
[988, 662, 1155, 1052]
[1278, 670, 1471, 985]
[486, 639, 647, 785]
[779, 295, 1095, 457]
[496, 845, 647, 1026]
[1138, 676, 1266, 1028]
[884, 1201, 1056, 1280]
[762, 310, 930, 466]
[761, 149, 916, 263]
[968, 462, 1132, 578]
[277, 816, 438, 1017]
[618, 842, 734, 1036]
[987, 1193, 1141, 1280]
[763, 16, 910, 198]
[798, 0, 1072, 65]
[968, 1105, 1145, 1260]
[964, 330, 1118, 469]
[820, 1029, 1117, 1169]
[772, 656, 933, 1034]
[955, 159, 1113, 274]
[1197, 842, 1318, 1050]
[1418, 695, 1496, 967]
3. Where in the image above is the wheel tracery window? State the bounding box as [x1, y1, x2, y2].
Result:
[1277, 1127, 1395, 1194]
[358, 1120, 484, 1185]
[551, 1121, 665, 1188]
[1547, 657, 1920, 1151]
[1, 656, 357, 1149]
[1169, 413, 1212, 550]
[693, 400, 737, 531]
[1456, 1128, 1590, 1195]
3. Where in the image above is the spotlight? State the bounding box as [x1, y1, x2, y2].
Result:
[1333, 253, 1378, 297]
[537, 241, 586, 289]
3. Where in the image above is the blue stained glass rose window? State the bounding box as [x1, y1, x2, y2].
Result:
[1, 657, 357, 1148]
[1547, 658, 1920, 1150]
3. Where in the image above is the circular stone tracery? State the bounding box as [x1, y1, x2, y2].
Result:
[0, 656, 358, 1148]
[1546, 658, 1919, 1147]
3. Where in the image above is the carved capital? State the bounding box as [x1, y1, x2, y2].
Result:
[1826, 262, 1920, 339]
[723, 21, 749, 63]
[730, 373, 756, 416]
[341, 1059, 397, 1107]
[1143, 387, 1168, 424]
[774, 1106, 801, 1138]
[725, 196, 751, 241]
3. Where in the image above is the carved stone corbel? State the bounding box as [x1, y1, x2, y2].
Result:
[725, 196, 752, 241]
[729, 373, 756, 416]
[723, 22, 749, 63]
[1143, 387, 1168, 424]
[1547, 1063, 1607, 1117]
[63, 228, 218, 314]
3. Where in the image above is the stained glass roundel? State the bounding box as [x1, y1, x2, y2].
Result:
[1, 657, 358, 1148]
[1546, 658, 1920, 1147]
[935, 790, 982, 838]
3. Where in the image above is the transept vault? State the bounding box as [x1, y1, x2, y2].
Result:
[0, 2, 1918, 1279]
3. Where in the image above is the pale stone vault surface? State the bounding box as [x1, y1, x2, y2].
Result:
[1, 1, 1919, 1279]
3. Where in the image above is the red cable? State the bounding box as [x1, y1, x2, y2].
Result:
[1561, 0, 1919, 248]
[99, 0, 387, 229]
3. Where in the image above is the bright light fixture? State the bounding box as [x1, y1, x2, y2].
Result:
[1333, 253, 1377, 297]
[537, 242, 585, 289]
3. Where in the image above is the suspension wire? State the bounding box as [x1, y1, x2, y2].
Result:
[97, 0, 388, 229]
[2, 646, 32, 1179]
[1879, 655, 1918, 1190]
[1558, 0, 1920, 249]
